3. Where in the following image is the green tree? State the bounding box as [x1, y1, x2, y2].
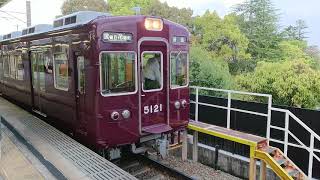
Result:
[108, 0, 152, 15]
[193, 11, 250, 63]
[142, 0, 193, 29]
[283, 19, 308, 41]
[236, 60, 320, 108]
[61, 0, 109, 15]
[275, 40, 320, 70]
[190, 45, 233, 90]
[234, 0, 281, 60]
[192, 11, 251, 75]
[278, 40, 310, 61]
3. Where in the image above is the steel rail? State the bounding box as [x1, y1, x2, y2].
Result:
[134, 154, 196, 180]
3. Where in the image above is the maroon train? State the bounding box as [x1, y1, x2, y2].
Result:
[0, 11, 189, 157]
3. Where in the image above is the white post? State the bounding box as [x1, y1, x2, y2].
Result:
[284, 112, 289, 156]
[26, 1, 32, 27]
[308, 134, 314, 179]
[266, 96, 272, 140]
[227, 92, 231, 129]
[195, 88, 199, 122]
[192, 131, 198, 162]
[182, 130, 188, 161]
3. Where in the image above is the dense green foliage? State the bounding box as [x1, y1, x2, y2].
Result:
[61, 0, 109, 15]
[236, 60, 320, 108]
[193, 12, 250, 64]
[190, 46, 233, 89]
[60, 0, 320, 109]
[108, 0, 152, 15]
[234, 0, 281, 61]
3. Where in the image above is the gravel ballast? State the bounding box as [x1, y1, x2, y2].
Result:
[159, 155, 242, 180]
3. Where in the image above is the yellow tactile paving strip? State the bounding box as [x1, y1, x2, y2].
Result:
[0, 134, 44, 180]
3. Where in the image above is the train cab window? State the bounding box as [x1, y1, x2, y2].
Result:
[53, 46, 69, 91]
[170, 52, 188, 88]
[100, 52, 136, 96]
[3, 55, 9, 77]
[16, 55, 24, 80]
[142, 52, 163, 91]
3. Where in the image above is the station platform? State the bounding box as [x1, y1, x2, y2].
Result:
[0, 97, 136, 180]
[1, 125, 52, 180]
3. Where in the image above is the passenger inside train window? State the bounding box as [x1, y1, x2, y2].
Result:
[143, 53, 162, 90]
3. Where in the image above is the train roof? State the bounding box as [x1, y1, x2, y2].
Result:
[0, 11, 110, 43]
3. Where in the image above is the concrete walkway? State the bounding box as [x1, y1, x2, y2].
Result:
[0, 129, 48, 180]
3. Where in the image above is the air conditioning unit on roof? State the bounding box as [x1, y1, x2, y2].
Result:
[53, 11, 110, 28]
[22, 24, 53, 35]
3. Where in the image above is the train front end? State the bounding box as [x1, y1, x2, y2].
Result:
[93, 16, 189, 158]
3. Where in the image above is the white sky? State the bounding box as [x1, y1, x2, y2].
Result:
[0, 0, 319, 46]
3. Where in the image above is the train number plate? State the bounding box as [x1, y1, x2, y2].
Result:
[144, 104, 163, 114]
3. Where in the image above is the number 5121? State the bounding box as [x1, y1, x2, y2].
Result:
[144, 104, 163, 114]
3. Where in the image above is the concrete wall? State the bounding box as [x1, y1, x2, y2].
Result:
[169, 141, 279, 180]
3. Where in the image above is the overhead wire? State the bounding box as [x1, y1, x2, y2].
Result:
[0, 9, 26, 23]
[1, 10, 25, 14]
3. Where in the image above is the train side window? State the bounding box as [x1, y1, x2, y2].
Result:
[53, 46, 69, 91]
[170, 52, 188, 88]
[9, 55, 16, 79]
[142, 52, 163, 91]
[77, 56, 85, 94]
[45, 55, 53, 74]
[100, 52, 136, 96]
[3, 55, 9, 77]
[16, 55, 24, 80]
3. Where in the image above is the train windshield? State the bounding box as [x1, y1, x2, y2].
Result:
[100, 52, 136, 96]
[170, 52, 188, 88]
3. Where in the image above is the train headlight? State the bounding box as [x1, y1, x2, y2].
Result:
[181, 100, 187, 108]
[174, 101, 181, 110]
[111, 111, 120, 121]
[122, 110, 131, 119]
[144, 18, 163, 31]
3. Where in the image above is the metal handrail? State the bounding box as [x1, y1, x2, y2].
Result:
[190, 86, 272, 132]
[190, 86, 272, 98]
[190, 86, 320, 179]
[270, 107, 320, 179]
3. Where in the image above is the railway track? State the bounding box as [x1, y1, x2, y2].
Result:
[117, 153, 196, 180]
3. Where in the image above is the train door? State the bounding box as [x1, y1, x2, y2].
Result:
[75, 53, 86, 131]
[139, 39, 171, 134]
[31, 51, 46, 116]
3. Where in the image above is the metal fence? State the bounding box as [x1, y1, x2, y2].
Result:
[190, 86, 320, 179]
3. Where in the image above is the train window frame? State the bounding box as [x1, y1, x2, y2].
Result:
[77, 56, 85, 94]
[9, 54, 16, 79]
[53, 45, 69, 91]
[141, 51, 164, 92]
[170, 51, 189, 89]
[15, 54, 24, 81]
[3, 55, 10, 78]
[99, 51, 138, 97]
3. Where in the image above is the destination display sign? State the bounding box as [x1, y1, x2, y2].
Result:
[103, 32, 133, 43]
